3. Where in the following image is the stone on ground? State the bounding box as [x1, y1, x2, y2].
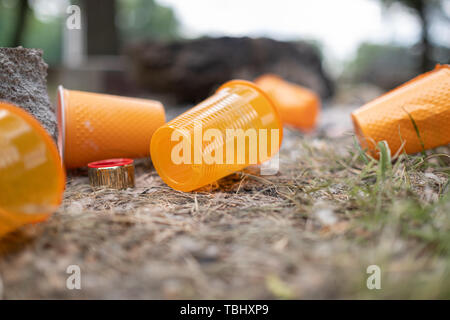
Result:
[0, 47, 56, 139]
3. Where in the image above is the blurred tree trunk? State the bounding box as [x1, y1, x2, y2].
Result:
[382, 0, 434, 72]
[83, 0, 119, 55]
[12, 0, 29, 47]
[414, 0, 432, 72]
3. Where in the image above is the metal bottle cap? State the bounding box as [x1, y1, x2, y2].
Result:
[88, 158, 135, 189]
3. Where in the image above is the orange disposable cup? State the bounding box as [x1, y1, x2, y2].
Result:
[57, 86, 166, 169]
[150, 80, 283, 192]
[351, 65, 450, 157]
[255, 74, 321, 131]
[0, 101, 65, 237]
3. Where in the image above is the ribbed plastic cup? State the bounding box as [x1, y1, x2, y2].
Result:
[352, 64, 450, 156]
[150, 80, 283, 192]
[0, 101, 65, 237]
[255, 74, 321, 131]
[57, 86, 166, 169]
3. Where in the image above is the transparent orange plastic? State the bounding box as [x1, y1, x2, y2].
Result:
[150, 80, 283, 192]
[352, 65, 450, 156]
[0, 101, 65, 237]
[255, 74, 321, 131]
[57, 86, 166, 169]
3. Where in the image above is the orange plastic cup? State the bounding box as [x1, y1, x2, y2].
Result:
[255, 74, 321, 131]
[57, 86, 166, 169]
[352, 65, 450, 156]
[150, 80, 283, 192]
[0, 101, 65, 237]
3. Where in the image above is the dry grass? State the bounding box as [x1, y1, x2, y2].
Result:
[0, 108, 449, 299]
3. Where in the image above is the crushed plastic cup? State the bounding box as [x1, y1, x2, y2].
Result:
[0, 101, 65, 237]
[150, 80, 283, 192]
[351, 65, 450, 157]
[255, 74, 321, 131]
[57, 86, 166, 169]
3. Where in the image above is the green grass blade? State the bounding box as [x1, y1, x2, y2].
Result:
[353, 135, 369, 165]
[402, 106, 426, 158]
[377, 140, 392, 182]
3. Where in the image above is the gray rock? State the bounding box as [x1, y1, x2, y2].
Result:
[0, 47, 56, 140]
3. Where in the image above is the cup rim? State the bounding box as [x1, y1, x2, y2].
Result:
[56, 85, 66, 162]
[0, 100, 66, 216]
[88, 158, 134, 169]
[217, 79, 284, 146]
[150, 125, 200, 192]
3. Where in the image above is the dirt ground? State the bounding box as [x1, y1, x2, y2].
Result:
[0, 106, 448, 299]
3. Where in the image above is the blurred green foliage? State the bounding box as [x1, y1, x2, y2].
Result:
[347, 43, 417, 73]
[0, 1, 16, 45]
[379, 0, 448, 71]
[117, 0, 179, 41]
[0, 0, 179, 66]
[0, 0, 63, 64]
[342, 42, 420, 88]
[345, 0, 449, 87]
[343, 40, 449, 90]
[22, 15, 63, 64]
[380, 0, 443, 12]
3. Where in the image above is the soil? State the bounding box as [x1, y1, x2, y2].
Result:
[0, 106, 448, 299]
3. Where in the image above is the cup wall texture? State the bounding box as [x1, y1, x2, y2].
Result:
[351, 65, 450, 156]
[150, 80, 283, 192]
[0, 101, 65, 237]
[58, 88, 166, 169]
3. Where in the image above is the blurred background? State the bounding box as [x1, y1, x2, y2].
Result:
[0, 0, 449, 106]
